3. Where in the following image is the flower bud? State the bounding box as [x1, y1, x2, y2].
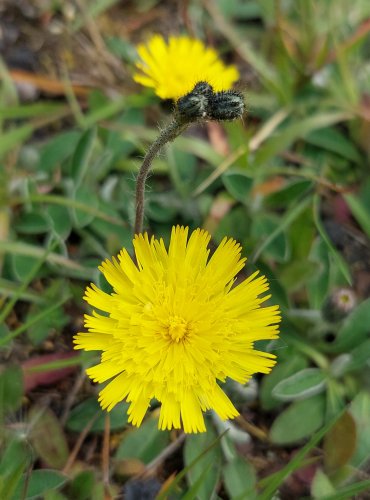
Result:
[209, 90, 245, 121]
[322, 288, 357, 323]
[176, 81, 213, 120]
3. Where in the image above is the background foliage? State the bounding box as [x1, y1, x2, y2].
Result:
[1, 0, 370, 498]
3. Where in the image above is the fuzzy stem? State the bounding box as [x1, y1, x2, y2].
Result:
[134, 117, 188, 235]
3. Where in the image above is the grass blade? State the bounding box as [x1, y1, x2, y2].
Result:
[252, 195, 312, 262]
[313, 193, 352, 285]
[156, 431, 227, 500]
[257, 408, 346, 500]
[320, 479, 370, 500]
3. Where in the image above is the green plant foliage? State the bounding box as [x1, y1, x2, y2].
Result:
[272, 367, 327, 401]
[260, 353, 309, 410]
[70, 127, 97, 186]
[38, 132, 81, 172]
[184, 426, 222, 500]
[222, 170, 254, 203]
[223, 456, 257, 499]
[311, 469, 336, 498]
[270, 395, 326, 445]
[67, 471, 104, 500]
[115, 417, 170, 464]
[323, 411, 357, 472]
[11, 470, 67, 500]
[2, 0, 370, 497]
[28, 406, 69, 469]
[349, 391, 370, 468]
[0, 365, 24, 415]
[327, 298, 370, 352]
[67, 398, 129, 433]
[0, 437, 30, 500]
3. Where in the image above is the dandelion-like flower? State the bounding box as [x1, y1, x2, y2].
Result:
[74, 226, 280, 433]
[133, 34, 239, 100]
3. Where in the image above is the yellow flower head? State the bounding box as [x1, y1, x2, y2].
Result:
[74, 226, 280, 433]
[133, 34, 240, 100]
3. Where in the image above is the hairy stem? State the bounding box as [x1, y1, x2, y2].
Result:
[134, 117, 188, 235]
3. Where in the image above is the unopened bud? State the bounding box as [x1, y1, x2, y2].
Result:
[209, 90, 245, 121]
[176, 82, 245, 122]
[176, 81, 213, 120]
[322, 288, 357, 323]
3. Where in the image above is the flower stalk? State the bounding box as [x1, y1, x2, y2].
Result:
[134, 117, 189, 235]
[134, 82, 245, 235]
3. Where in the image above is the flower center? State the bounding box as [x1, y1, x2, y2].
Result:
[167, 316, 188, 342]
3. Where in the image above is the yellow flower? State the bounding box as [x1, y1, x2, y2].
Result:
[74, 226, 280, 433]
[133, 34, 239, 100]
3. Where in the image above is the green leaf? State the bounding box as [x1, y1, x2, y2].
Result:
[253, 195, 312, 262]
[328, 298, 370, 352]
[344, 193, 370, 239]
[67, 398, 129, 433]
[350, 390, 370, 468]
[71, 185, 99, 228]
[70, 127, 97, 187]
[157, 431, 226, 500]
[222, 171, 253, 203]
[269, 395, 326, 445]
[115, 417, 169, 465]
[260, 354, 309, 410]
[0, 437, 28, 476]
[83, 96, 127, 128]
[0, 102, 63, 119]
[39, 131, 81, 173]
[184, 426, 222, 500]
[213, 206, 250, 244]
[27, 300, 69, 345]
[342, 339, 370, 374]
[251, 214, 288, 262]
[0, 124, 34, 159]
[272, 368, 327, 402]
[282, 260, 320, 293]
[326, 380, 346, 419]
[323, 411, 356, 472]
[288, 205, 315, 260]
[264, 180, 313, 208]
[28, 406, 69, 469]
[306, 127, 362, 164]
[313, 193, 351, 285]
[147, 196, 178, 223]
[182, 462, 213, 500]
[0, 242, 58, 326]
[256, 262, 290, 310]
[167, 145, 197, 196]
[307, 239, 331, 308]
[0, 295, 70, 347]
[311, 469, 336, 499]
[319, 479, 370, 500]
[0, 437, 29, 500]
[105, 36, 137, 63]
[0, 365, 24, 415]
[14, 212, 50, 234]
[255, 112, 351, 166]
[43, 490, 68, 500]
[259, 409, 346, 500]
[10, 254, 41, 282]
[223, 457, 257, 499]
[47, 205, 72, 239]
[11, 470, 67, 500]
[89, 215, 132, 254]
[68, 471, 97, 500]
[0, 461, 26, 500]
